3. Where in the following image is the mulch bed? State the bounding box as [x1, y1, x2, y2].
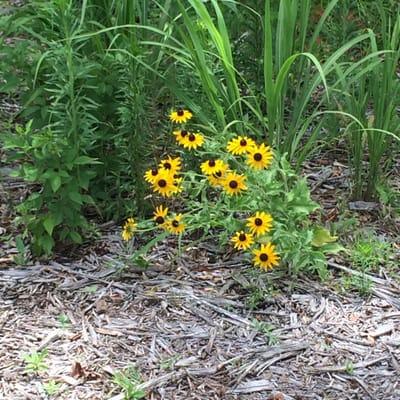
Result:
[1, 235, 400, 399]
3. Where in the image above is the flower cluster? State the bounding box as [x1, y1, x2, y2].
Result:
[121, 108, 281, 272]
[230, 212, 279, 271]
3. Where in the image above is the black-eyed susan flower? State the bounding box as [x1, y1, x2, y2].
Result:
[226, 136, 256, 155]
[121, 218, 137, 241]
[222, 171, 247, 195]
[153, 205, 169, 226]
[246, 211, 273, 236]
[144, 167, 159, 184]
[206, 170, 225, 187]
[231, 231, 254, 250]
[152, 171, 178, 197]
[252, 243, 280, 270]
[200, 159, 227, 175]
[246, 143, 273, 170]
[169, 108, 192, 124]
[173, 129, 189, 146]
[159, 156, 182, 175]
[182, 132, 204, 150]
[166, 214, 186, 234]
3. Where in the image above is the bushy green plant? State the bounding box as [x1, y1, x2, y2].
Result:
[3, 0, 169, 254]
[121, 109, 342, 278]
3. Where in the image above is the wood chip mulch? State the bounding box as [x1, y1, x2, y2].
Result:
[1, 239, 399, 400]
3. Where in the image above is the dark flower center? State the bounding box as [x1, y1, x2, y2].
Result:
[155, 216, 164, 224]
[172, 220, 179, 227]
[181, 130, 188, 137]
[255, 218, 263, 226]
[158, 179, 167, 187]
[240, 139, 247, 146]
[177, 109, 184, 116]
[208, 160, 216, 167]
[260, 253, 269, 262]
[151, 168, 158, 176]
[239, 233, 246, 241]
[163, 162, 172, 169]
[188, 133, 196, 142]
[229, 180, 238, 189]
[253, 153, 262, 161]
[213, 171, 222, 178]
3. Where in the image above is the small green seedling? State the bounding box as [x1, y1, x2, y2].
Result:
[42, 380, 60, 396]
[57, 313, 71, 328]
[112, 366, 146, 399]
[251, 319, 279, 345]
[23, 349, 48, 374]
[341, 273, 373, 296]
[345, 360, 354, 375]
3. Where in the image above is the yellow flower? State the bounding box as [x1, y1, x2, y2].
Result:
[246, 211, 273, 236]
[226, 136, 256, 155]
[166, 214, 186, 234]
[159, 156, 182, 175]
[182, 132, 204, 150]
[231, 231, 254, 250]
[200, 159, 227, 175]
[153, 205, 169, 226]
[173, 129, 189, 146]
[144, 168, 159, 184]
[252, 243, 280, 270]
[152, 171, 178, 197]
[222, 172, 247, 195]
[169, 108, 192, 124]
[246, 143, 273, 170]
[121, 218, 137, 241]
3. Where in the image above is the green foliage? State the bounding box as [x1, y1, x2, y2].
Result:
[57, 313, 71, 329]
[350, 233, 394, 272]
[42, 380, 61, 397]
[3, 0, 399, 256]
[251, 319, 279, 345]
[341, 273, 373, 297]
[112, 366, 146, 400]
[22, 349, 48, 374]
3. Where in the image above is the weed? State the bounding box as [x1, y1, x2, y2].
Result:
[251, 319, 279, 345]
[160, 356, 179, 371]
[12, 235, 30, 266]
[245, 287, 266, 310]
[22, 350, 48, 374]
[341, 273, 373, 297]
[112, 366, 146, 400]
[42, 380, 60, 397]
[351, 233, 393, 272]
[57, 314, 71, 329]
[345, 360, 354, 374]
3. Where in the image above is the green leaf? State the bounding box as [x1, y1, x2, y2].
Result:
[74, 156, 101, 165]
[319, 242, 346, 254]
[68, 191, 83, 204]
[312, 227, 338, 247]
[69, 231, 82, 244]
[50, 174, 61, 192]
[38, 235, 55, 255]
[43, 214, 57, 236]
